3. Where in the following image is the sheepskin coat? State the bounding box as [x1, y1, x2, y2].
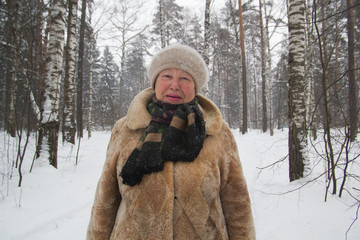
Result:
[86, 88, 255, 240]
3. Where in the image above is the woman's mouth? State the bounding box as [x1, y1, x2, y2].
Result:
[165, 94, 182, 102]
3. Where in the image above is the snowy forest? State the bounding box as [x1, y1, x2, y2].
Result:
[1, 0, 360, 238]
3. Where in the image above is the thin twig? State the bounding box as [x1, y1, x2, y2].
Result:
[75, 136, 81, 165]
[345, 201, 360, 240]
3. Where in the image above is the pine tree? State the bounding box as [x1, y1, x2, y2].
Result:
[152, 0, 184, 48]
[122, 36, 148, 112]
[183, 14, 203, 50]
[95, 47, 120, 129]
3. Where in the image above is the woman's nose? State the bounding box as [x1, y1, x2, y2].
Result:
[170, 78, 180, 90]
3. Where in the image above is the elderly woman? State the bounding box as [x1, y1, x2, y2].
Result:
[86, 44, 255, 240]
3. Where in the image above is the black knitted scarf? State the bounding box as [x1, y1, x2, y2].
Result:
[120, 96, 206, 186]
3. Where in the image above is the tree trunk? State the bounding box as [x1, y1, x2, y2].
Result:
[276, 61, 285, 130]
[4, 0, 21, 137]
[87, 2, 94, 139]
[254, 71, 258, 129]
[202, 0, 211, 97]
[159, 0, 166, 49]
[305, 0, 316, 140]
[40, 0, 67, 168]
[238, 0, 247, 134]
[347, 0, 358, 141]
[259, 0, 267, 133]
[315, 0, 337, 194]
[288, 0, 307, 181]
[204, 0, 211, 66]
[87, 32, 94, 138]
[264, 0, 273, 136]
[77, 0, 87, 138]
[120, 41, 125, 117]
[250, 35, 259, 129]
[62, 0, 78, 144]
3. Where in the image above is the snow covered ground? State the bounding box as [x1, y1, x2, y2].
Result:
[1, 129, 359, 240]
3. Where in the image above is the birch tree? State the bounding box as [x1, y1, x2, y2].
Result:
[62, 0, 78, 144]
[40, 0, 66, 168]
[159, 0, 166, 48]
[288, 0, 307, 181]
[204, 0, 211, 66]
[305, 0, 316, 140]
[202, 0, 212, 97]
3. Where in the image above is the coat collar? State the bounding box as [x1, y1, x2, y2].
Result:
[126, 88, 223, 136]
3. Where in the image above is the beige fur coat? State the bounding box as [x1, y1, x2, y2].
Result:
[86, 88, 255, 240]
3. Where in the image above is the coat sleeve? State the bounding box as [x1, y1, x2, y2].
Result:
[219, 123, 256, 240]
[86, 119, 124, 240]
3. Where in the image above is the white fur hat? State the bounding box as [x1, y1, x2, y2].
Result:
[147, 44, 209, 93]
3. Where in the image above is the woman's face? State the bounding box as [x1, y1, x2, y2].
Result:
[155, 68, 196, 104]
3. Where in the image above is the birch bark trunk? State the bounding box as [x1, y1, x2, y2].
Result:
[62, 0, 78, 144]
[202, 0, 212, 97]
[305, 0, 316, 140]
[288, 0, 307, 181]
[40, 0, 66, 168]
[264, 0, 273, 136]
[159, 0, 166, 49]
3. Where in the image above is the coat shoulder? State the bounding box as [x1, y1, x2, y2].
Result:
[196, 94, 223, 135]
